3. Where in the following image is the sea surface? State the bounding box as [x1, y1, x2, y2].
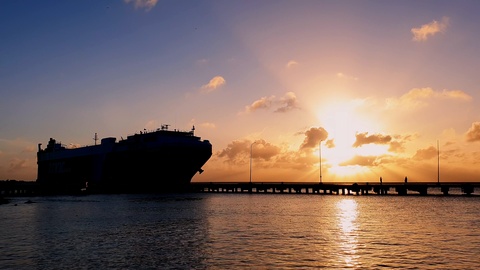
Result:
[1, 193, 480, 269]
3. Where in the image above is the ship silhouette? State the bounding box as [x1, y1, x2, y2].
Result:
[36, 125, 212, 193]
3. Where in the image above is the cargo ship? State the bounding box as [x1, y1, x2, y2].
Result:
[36, 125, 212, 193]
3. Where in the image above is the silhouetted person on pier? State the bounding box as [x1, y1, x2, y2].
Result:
[380, 177, 383, 185]
[405, 176, 408, 183]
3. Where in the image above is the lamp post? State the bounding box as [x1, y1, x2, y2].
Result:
[319, 140, 323, 184]
[437, 140, 440, 185]
[250, 141, 257, 184]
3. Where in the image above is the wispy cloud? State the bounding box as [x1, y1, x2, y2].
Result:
[339, 155, 383, 167]
[286, 60, 299, 68]
[465, 122, 480, 142]
[200, 122, 216, 129]
[196, 59, 209, 66]
[124, 0, 158, 11]
[386, 87, 471, 110]
[200, 76, 226, 94]
[337, 72, 359, 81]
[411, 17, 449, 41]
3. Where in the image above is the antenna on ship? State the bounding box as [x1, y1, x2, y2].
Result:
[94, 133, 98, 146]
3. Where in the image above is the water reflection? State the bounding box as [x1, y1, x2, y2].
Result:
[336, 198, 359, 267]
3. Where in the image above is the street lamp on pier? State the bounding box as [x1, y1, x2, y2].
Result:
[319, 140, 323, 184]
[250, 141, 257, 184]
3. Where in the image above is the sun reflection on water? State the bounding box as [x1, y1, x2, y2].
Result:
[336, 198, 359, 267]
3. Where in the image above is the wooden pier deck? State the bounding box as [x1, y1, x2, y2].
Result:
[191, 182, 480, 196]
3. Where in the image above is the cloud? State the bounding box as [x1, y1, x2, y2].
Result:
[200, 76, 226, 93]
[196, 59, 209, 66]
[386, 87, 471, 110]
[465, 122, 480, 142]
[22, 145, 36, 153]
[218, 139, 281, 165]
[352, 133, 411, 152]
[388, 141, 405, 153]
[339, 155, 378, 167]
[200, 122, 216, 129]
[325, 139, 335, 148]
[274, 92, 300, 113]
[67, 143, 82, 149]
[286, 60, 299, 68]
[145, 120, 158, 130]
[242, 92, 300, 114]
[413, 146, 438, 160]
[253, 140, 282, 161]
[216, 135, 321, 171]
[353, 132, 392, 148]
[244, 96, 276, 113]
[339, 155, 393, 167]
[124, 0, 158, 11]
[300, 127, 329, 150]
[337, 72, 359, 81]
[8, 158, 28, 172]
[411, 17, 449, 41]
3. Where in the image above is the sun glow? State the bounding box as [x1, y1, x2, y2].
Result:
[316, 99, 386, 178]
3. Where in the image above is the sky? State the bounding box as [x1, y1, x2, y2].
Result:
[1, 0, 480, 183]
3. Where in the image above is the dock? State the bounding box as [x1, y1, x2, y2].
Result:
[191, 182, 480, 196]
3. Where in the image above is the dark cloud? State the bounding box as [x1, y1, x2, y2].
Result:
[300, 127, 329, 149]
[466, 122, 480, 142]
[353, 132, 392, 147]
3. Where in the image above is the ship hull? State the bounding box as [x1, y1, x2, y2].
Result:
[37, 129, 212, 194]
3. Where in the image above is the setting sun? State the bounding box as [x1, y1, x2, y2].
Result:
[314, 99, 387, 179]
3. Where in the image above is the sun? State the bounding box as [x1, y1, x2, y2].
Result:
[315, 99, 388, 178]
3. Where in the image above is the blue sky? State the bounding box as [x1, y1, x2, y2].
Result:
[2, 0, 480, 182]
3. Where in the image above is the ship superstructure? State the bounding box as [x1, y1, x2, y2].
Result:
[37, 125, 212, 193]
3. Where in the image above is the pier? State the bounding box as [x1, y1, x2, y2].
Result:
[0, 180, 39, 197]
[1, 180, 479, 197]
[191, 182, 480, 196]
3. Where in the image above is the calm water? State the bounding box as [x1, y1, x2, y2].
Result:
[1, 193, 480, 269]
